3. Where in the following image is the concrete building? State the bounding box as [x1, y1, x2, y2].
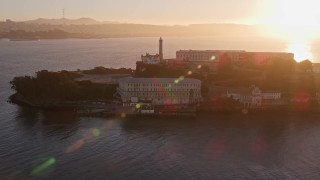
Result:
[176, 50, 244, 63]
[244, 52, 294, 66]
[118, 77, 201, 105]
[175, 50, 294, 68]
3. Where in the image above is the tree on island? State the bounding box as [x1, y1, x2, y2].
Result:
[217, 53, 234, 73]
[10, 70, 117, 106]
[10, 70, 80, 104]
[83, 66, 134, 75]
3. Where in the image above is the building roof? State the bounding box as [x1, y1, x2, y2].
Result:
[119, 77, 201, 84]
[246, 51, 293, 54]
[177, 50, 293, 55]
[177, 50, 244, 53]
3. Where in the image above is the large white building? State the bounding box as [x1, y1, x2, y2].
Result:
[118, 77, 201, 105]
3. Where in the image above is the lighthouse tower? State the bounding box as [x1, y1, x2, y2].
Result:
[159, 37, 163, 61]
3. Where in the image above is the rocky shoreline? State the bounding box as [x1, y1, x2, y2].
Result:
[9, 93, 63, 109]
[9, 93, 320, 118]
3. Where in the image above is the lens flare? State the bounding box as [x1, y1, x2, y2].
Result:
[287, 39, 312, 61]
[92, 128, 101, 137]
[65, 139, 85, 153]
[242, 108, 248, 115]
[31, 157, 56, 176]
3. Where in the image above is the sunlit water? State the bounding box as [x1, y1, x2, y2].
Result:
[1, 38, 320, 179]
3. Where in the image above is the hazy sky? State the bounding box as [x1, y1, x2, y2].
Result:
[1, 0, 265, 24]
[2, 0, 320, 61]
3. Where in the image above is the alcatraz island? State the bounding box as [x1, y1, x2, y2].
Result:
[9, 38, 320, 116]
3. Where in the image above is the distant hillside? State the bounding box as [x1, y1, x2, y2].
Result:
[23, 18, 117, 25]
[0, 19, 267, 38]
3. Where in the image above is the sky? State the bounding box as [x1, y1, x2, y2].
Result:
[0, 0, 320, 59]
[2, 0, 320, 26]
[1, 0, 266, 25]
[2, 0, 320, 60]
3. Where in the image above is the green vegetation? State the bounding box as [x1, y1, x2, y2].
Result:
[9, 58, 320, 109]
[10, 70, 117, 107]
[83, 66, 134, 75]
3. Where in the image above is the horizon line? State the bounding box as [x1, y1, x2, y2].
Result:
[2, 17, 275, 26]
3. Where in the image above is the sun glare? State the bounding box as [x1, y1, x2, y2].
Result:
[260, 0, 320, 61]
[287, 39, 312, 62]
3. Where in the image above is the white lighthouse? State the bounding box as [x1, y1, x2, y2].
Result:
[159, 37, 163, 61]
[141, 37, 164, 64]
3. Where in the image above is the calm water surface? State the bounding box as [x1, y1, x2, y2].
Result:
[1, 37, 320, 179]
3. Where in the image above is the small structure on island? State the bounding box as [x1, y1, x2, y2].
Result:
[117, 77, 202, 106]
[141, 37, 164, 64]
[141, 53, 161, 64]
[227, 86, 284, 108]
